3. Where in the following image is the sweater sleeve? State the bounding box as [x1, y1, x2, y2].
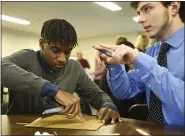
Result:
[2, 49, 50, 97]
[75, 61, 118, 111]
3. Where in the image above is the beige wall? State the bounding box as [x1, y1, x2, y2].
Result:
[2, 27, 138, 72]
[2, 27, 39, 57]
[73, 33, 138, 72]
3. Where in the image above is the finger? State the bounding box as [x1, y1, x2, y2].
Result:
[120, 47, 133, 65]
[95, 53, 107, 67]
[111, 117, 116, 124]
[77, 99, 85, 122]
[67, 102, 78, 119]
[64, 96, 78, 114]
[66, 104, 75, 114]
[94, 45, 108, 51]
[95, 45, 115, 59]
[95, 51, 103, 65]
[119, 118, 123, 122]
[94, 66, 106, 74]
[100, 53, 118, 64]
[78, 109, 85, 122]
[98, 108, 108, 121]
[99, 44, 117, 51]
[112, 49, 127, 64]
[103, 109, 113, 123]
[106, 56, 117, 64]
[118, 116, 123, 122]
[99, 45, 116, 54]
[100, 53, 112, 63]
[62, 104, 73, 114]
[68, 96, 80, 118]
[115, 112, 123, 122]
[96, 110, 101, 119]
[96, 109, 103, 123]
[68, 100, 85, 122]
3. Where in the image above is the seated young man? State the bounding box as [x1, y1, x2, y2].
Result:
[94, 2, 184, 126]
[2, 18, 122, 123]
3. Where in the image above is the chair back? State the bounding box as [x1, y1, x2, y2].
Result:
[128, 104, 148, 120]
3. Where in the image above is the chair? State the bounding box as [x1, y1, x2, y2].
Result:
[1, 87, 8, 115]
[1, 102, 8, 115]
[1, 87, 3, 104]
[128, 104, 148, 121]
[95, 73, 147, 118]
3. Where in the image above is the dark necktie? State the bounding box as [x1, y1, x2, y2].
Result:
[147, 42, 171, 123]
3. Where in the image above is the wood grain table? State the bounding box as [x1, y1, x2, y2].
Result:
[1, 115, 184, 135]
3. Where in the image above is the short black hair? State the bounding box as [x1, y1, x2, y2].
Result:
[41, 19, 78, 48]
[123, 41, 135, 49]
[130, 2, 185, 23]
[116, 37, 127, 45]
[116, 37, 135, 49]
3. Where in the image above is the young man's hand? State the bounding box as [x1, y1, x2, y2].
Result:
[93, 51, 106, 80]
[96, 108, 122, 124]
[55, 90, 85, 121]
[94, 44, 139, 65]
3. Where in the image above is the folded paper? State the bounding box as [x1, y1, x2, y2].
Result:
[25, 115, 104, 131]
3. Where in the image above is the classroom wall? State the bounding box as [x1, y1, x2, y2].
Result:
[2, 27, 139, 72]
[73, 33, 138, 72]
[2, 27, 40, 57]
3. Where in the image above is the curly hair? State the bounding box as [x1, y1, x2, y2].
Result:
[41, 19, 78, 48]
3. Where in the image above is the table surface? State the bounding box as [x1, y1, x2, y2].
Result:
[1, 115, 184, 135]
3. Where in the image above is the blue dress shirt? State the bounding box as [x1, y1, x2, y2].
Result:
[40, 51, 60, 98]
[106, 26, 184, 126]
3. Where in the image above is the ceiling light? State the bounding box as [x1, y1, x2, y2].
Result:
[2, 15, 30, 25]
[94, 2, 122, 11]
[132, 16, 139, 22]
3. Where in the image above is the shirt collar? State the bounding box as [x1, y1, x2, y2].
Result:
[40, 50, 54, 73]
[160, 25, 184, 48]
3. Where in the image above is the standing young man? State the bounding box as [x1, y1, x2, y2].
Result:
[94, 2, 184, 126]
[2, 19, 122, 123]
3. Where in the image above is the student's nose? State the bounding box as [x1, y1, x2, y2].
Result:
[138, 15, 146, 24]
[57, 52, 66, 63]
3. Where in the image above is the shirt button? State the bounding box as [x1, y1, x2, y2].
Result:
[136, 69, 139, 72]
[110, 68, 114, 71]
[148, 84, 151, 88]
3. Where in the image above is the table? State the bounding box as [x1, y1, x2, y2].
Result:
[1, 115, 184, 135]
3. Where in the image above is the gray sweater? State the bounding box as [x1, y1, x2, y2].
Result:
[2, 49, 117, 114]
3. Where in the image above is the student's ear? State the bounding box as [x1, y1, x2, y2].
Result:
[171, 2, 180, 16]
[39, 38, 45, 50]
